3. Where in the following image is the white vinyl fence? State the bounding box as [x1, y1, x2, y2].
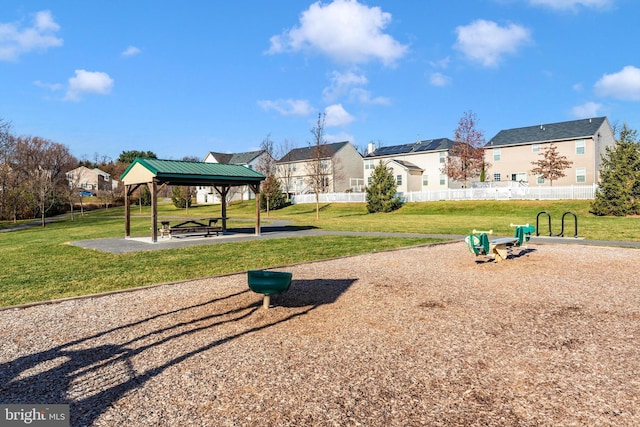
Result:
[290, 184, 598, 204]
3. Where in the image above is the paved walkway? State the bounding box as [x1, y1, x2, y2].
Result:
[67, 219, 640, 253]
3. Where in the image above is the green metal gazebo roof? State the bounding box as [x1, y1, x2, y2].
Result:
[120, 157, 266, 186]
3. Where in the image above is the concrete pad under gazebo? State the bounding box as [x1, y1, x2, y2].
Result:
[120, 158, 266, 243]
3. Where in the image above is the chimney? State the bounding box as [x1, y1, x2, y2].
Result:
[367, 141, 375, 155]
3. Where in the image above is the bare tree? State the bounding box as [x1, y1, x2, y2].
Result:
[530, 143, 573, 186]
[442, 111, 487, 187]
[257, 133, 276, 176]
[15, 136, 77, 225]
[64, 169, 82, 219]
[306, 113, 332, 220]
[257, 133, 280, 216]
[0, 119, 15, 220]
[277, 138, 296, 200]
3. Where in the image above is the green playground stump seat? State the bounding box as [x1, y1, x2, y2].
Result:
[247, 270, 293, 309]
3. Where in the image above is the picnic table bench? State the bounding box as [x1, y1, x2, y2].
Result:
[160, 218, 224, 238]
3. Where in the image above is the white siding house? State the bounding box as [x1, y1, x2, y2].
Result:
[196, 150, 269, 204]
[364, 138, 455, 191]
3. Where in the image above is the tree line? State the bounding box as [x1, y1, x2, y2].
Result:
[0, 119, 77, 224]
[0, 118, 164, 224]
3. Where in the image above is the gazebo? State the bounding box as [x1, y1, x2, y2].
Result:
[120, 158, 266, 243]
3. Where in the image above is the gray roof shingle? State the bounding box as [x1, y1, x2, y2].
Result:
[487, 117, 607, 147]
[390, 159, 423, 171]
[206, 150, 264, 165]
[278, 141, 351, 163]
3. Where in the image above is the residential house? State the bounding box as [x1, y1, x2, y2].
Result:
[196, 150, 269, 204]
[484, 117, 615, 186]
[363, 138, 456, 191]
[66, 166, 117, 193]
[277, 141, 363, 195]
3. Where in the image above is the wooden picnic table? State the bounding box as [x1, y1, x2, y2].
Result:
[160, 218, 226, 238]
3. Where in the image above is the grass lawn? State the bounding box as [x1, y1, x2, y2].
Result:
[0, 199, 637, 307]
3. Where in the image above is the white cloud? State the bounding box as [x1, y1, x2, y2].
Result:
[594, 65, 640, 101]
[323, 70, 368, 101]
[348, 88, 390, 105]
[454, 19, 531, 67]
[64, 70, 114, 102]
[571, 101, 603, 118]
[33, 80, 62, 91]
[122, 46, 141, 57]
[429, 57, 451, 69]
[529, 0, 613, 10]
[324, 104, 355, 126]
[322, 70, 389, 105]
[257, 99, 314, 116]
[0, 10, 63, 61]
[267, 0, 408, 66]
[429, 72, 452, 87]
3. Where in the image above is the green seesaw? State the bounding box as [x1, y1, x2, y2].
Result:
[465, 223, 535, 262]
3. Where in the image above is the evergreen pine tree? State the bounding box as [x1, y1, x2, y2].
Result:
[171, 186, 192, 209]
[590, 124, 640, 216]
[260, 174, 288, 213]
[366, 161, 401, 213]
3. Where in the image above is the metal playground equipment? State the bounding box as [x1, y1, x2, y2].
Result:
[536, 211, 579, 238]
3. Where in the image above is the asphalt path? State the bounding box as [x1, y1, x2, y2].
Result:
[3, 216, 638, 253]
[67, 219, 640, 254]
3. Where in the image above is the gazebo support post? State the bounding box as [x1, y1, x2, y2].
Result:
[125, 185, 131, 238]
[124, 184, 141, 238]
[148, 180, 158, 243]
[214, 185, 230, 232]
[249, 183, 261, 236]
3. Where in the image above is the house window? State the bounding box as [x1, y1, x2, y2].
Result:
[290, 164, 297, 172]
[576, 140, 586, 155]
[367, 176, 372, 185]
[511, 173, 526, 182]
[532, 144, 541, 153]
[537, 176, 545, 184]
[439, 174, 446, 186]
[364, 159, 374, 170]
[439, 152, 446, 164]
[493, 148, 501, 161]
[396, 175, 402, 186]
[323, 176, 330, 189]
[493, 173, 501, 182]
[576, 168, 586, 183]
[422, 174, 428, 186]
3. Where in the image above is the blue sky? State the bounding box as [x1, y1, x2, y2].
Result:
[2, 0, 639, 162]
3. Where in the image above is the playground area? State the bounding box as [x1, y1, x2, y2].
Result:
[1, 241, 639, 426]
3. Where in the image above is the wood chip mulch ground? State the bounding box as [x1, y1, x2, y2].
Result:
[1, 241, 639, 426]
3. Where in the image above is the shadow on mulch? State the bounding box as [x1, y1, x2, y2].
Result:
[473, 247, 537, 264]
[0, 278, 355, 426]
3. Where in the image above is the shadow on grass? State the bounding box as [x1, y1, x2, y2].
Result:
[0, 278, 355, 426]
[230, 224, 319, 234]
